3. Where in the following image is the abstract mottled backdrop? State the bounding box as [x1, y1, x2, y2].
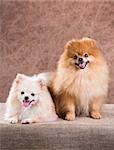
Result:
[0, 0, 114, 103]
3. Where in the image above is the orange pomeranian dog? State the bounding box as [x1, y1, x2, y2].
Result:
[38, 37, 109, 121]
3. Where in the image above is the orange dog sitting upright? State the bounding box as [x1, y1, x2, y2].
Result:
[39, 38, 109, 121]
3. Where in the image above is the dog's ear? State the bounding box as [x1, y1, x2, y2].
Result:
[15, 73, 26, 84]
[82, 37, 96, 47]
[38, 79, 46, 90]
[64, 39, 77, 51]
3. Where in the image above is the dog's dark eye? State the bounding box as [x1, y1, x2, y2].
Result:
[84, 53, 88, 57]
[21, 91, 24, 95]
[31, 93, 35, 96]
[73, 55, 77, 59]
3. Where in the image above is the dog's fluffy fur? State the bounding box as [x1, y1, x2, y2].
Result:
[5, 74, 57, 124]
[38, 38, 109, 121]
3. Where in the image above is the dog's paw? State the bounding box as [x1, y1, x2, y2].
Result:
[65, 112, 75, 121]
[8, 116, 18, 124]
[21, 119, 31, 124]
[90, 111, 102, 119]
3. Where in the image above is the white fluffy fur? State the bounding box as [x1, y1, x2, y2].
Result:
[5, 74, 57, 124]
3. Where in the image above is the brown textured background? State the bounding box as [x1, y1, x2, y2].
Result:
[0, 0, 114, 103]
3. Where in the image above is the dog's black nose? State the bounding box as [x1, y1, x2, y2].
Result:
[78, 58, 84, 64]
[79, 58, 83, 62]
[24, 96, 29, 100]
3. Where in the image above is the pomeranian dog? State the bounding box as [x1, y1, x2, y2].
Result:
[5, 74, 57, 124]
[39, 37, 109, 121]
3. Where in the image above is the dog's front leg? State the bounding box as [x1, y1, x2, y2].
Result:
[5, 85, 21, 124]
[21, 116, 40, 124]
[89, 96, 104, 119]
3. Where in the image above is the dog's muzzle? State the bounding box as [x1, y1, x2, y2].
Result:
[22, 99, 35, 108]
[75, 58, 89, 69]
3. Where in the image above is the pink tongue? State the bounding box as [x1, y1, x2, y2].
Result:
[23, 101, 30, 107]
[79, 63, 85, 68]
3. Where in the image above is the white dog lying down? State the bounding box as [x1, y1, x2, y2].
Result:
[5, 74, 58, 124]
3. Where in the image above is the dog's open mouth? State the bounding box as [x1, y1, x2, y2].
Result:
[75, 61, 89, 69]
[22, 100, 35, 108]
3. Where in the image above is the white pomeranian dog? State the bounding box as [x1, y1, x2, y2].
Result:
[5, 73, 58, 124]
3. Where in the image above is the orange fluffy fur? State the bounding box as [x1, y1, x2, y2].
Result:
[49, 38, 109, 121]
